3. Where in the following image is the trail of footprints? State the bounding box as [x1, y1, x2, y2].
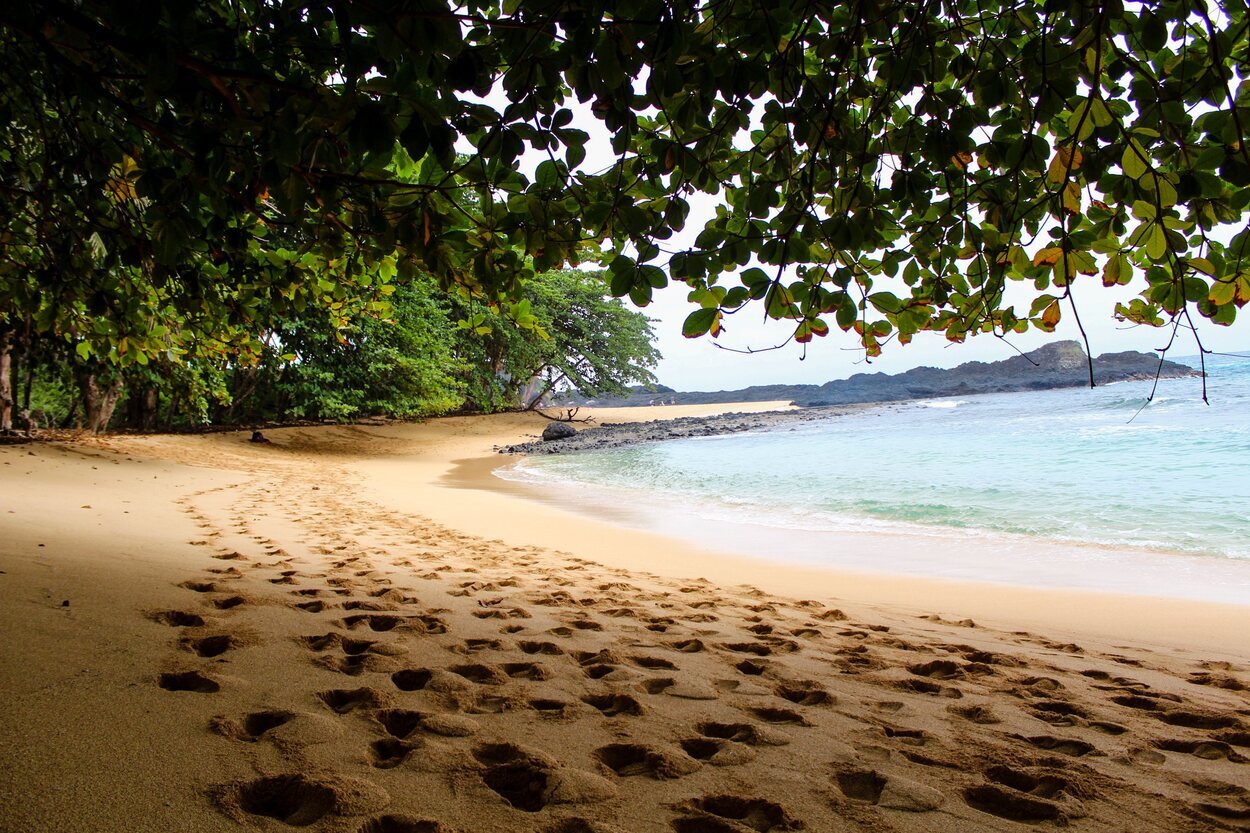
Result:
[140, 438, 1250, 832]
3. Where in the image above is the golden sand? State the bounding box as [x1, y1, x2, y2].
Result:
[1, 404, 1247, 832]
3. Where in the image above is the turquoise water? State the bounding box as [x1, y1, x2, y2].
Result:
[502, 353, 1250, 601]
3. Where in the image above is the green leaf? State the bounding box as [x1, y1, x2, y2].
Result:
[1209, 279, 1236, 305]
[1122, 140, 1149, 180]
[1103, 254, 1131, 286]
[682, 307, 719, 338]
[1188, 257, 1216, 277]
[1068, 98, 1096, 141]
[1146, 224, 1168, 260]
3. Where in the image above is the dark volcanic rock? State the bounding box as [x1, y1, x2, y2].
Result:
[503, 406, 867, 455]
[541, 422, 578, 441]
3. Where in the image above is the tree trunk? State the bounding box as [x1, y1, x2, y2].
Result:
[522, 375, 561, 411]
[22, 350, 34, 412]
[127, 385, 159, 430]
[0, 327, 13, 433]
[78, 370, 124, 434]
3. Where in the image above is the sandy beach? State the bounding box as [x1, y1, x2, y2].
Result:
[1, 404, 1248, 833]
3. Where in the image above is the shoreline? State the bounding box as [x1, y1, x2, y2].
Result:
[499, 403, 859, 455]
[3, 405, 1249, 832]
[349, 407, 1250, 658]
[493, 452, 1250, 608]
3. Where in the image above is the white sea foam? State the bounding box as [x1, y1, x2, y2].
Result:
[498, 356, 1250, 601]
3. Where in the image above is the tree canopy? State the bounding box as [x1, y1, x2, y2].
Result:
[10, 268, 657, 432]
[3, 0, 1249, 413]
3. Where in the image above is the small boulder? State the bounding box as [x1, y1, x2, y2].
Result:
[542, 422, 578, 442]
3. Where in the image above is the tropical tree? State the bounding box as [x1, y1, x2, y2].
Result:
[454, 269, 661, 411]
[4, 0, 1250, 420]
[220, 276, 467, 424]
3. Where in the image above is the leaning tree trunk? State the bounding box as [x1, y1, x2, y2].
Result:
[77, 370, 124, 434]
[0, 326, 13, 433]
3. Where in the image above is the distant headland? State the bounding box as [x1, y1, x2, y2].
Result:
[509, 342, 1199, 454]
[567, 341, 1196, 409]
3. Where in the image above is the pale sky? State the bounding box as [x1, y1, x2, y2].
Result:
[644, 274, 1250, 391]
[471, 86, 1250, 393]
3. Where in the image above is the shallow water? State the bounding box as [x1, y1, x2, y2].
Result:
[500, 353, 1250, 603]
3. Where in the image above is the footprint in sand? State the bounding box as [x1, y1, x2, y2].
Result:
[519, 640, 564, 656]
[1030, 700, 1088, 727]
[894, 679, 963, 699]
[722, 643, 773, 657]
[834, 769, 946, 812]
[317, 653, 397, 676]
[211, 710, 294, 742]
[340, 614, 405, 632]
[671, 795, 803, 832]
[472, 743, 555, 812]
[1154, 738, 1246, 761]
[528, 698, 572, 717]
[963, 784, 1063, 823]
[630, 655, 678, 670]
[594, 743, 700, 779]
[448, 663, 509, 685]
[983, 765, 1084, 801]
[1017, 735, 1096, 757]
[1155, 709, 1241, 730]
[679, 737, 757, 768]
[773, 682, 834, 707]
[458, 638, 502, 653]
[474, 606, 532, 621]
[318, 687, 390, 714]
[743, 705, 810, 726]
[181, 634, 238, 658]
[881, 725, 926, 745]
[159, 670, 220, 693]
[502, 662, 552, 681]
[214, 774, 388, 827]
[581, 693, 645, 717]
[149, 610, 205, 628]
[908, 659, 964, 680]
[696, 722, 789, 747]
[1188, 671, 1249, 691]
[370, 738, 416, 769]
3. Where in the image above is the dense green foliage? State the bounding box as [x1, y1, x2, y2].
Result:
[14, 270, 658, 431]
[3, 1, 1250, 429]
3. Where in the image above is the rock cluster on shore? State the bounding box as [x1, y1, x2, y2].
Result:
[501, 406, 866, 455]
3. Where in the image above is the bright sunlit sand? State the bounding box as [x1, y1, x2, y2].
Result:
[2, 404, 1248, 832]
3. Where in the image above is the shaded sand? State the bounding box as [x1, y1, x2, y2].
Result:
[1, 405, 1249, 833]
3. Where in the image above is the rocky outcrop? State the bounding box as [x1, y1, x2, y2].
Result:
[541, 422, 578, 441]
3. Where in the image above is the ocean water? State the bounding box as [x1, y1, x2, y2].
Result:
[499, 353, 1250, 603]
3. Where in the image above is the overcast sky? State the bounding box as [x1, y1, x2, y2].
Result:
[644, 275, 1248, 391]
[473, 88, 1250, 392]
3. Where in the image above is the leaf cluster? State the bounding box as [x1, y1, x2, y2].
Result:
[3, 0, 1250, 365]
